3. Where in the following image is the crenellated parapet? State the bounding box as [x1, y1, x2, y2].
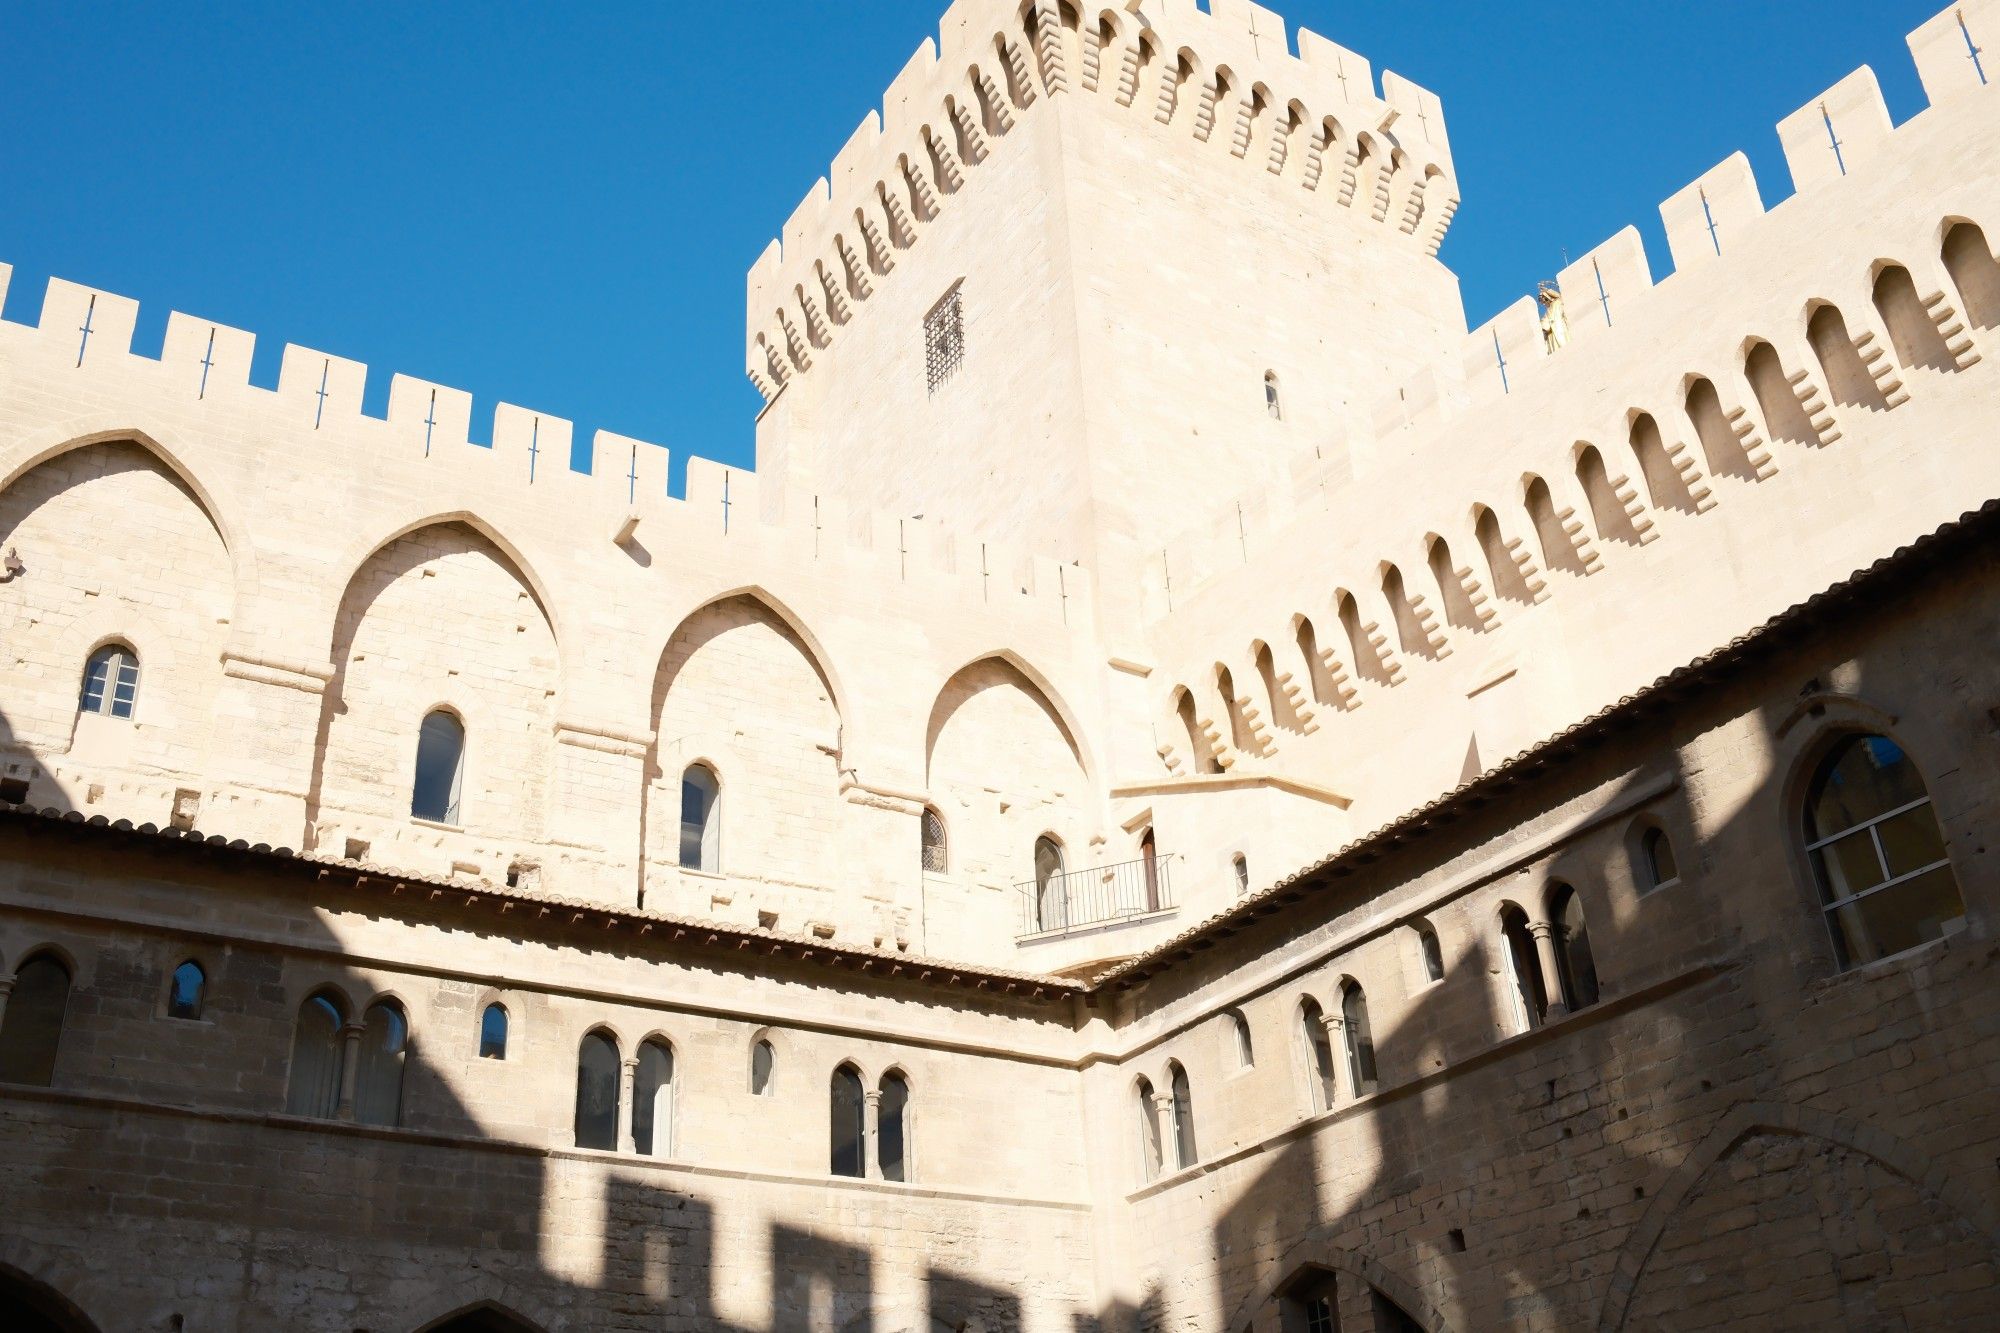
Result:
[743, 0, 1458, 402]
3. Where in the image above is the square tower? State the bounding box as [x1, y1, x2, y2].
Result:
[747, 0, 1465, 631]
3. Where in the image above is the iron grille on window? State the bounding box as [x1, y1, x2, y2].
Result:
[920, 808, 948, 873]
[924, 283, 965, 393]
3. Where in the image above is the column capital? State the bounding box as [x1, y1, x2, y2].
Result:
[1527, 919, 1557, 942]
[864, 1089, 884, 1108]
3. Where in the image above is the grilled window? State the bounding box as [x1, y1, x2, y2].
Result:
[924, 283, 965, 393]
[921, 807, 948, 873]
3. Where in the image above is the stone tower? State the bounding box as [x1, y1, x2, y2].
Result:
[747, 0, 1464, 634]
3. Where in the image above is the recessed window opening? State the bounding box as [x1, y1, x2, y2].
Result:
[1167, 1061, 1197, 1169]
[411, 709, 466, 824]
[1548, 885, 1600, 1012]
[1135, 1076, 1163, 1183]
[167, 960, 205, 1020]
[1416, 923, 1445, 983]
[1034, 835, 1067, 931]
[354, 1000, 408, 1127]
[921, 806, 948, 874]
[924, 282, 967, 393]
[1232, 853, 1249, 897]
[878, 1070, 911, 1182]
[79, 644, 139, 719]
[574, 1029, 621, 1150]
[1140, 827, 1161, 911]
[1803, 733, 1965, 968]
[0, 953, 73, 1087]
[479, 1002, 509, 1059]
[1265, 371, 1282, 420]
[1341, 983, 1378, 1096]
[830, 1063, 866, 1178]
[1638, 826, 1680, 893]
[1228, 1010, 1254, 1068]
[1298, 998, 1336, 1112]
[751, 1038, 775, 1096]
[1500, 905, 1548, 1032]
[680, 763, 720, 872]
[285, 991, 347, 1118]
[633, 1039, 675, 1157]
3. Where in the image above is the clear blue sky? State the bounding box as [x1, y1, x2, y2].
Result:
[0, 1, 1941, 483]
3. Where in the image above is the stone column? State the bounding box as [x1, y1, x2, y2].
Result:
[618, 1058, 639, 1154]
[1529, 920, 1568, 1019]
[864, 1089, 884, 1180]
[0, 977, 14, 1030]
[334, 1022, 366, 1121]
[1319, 1013, 1350, 1103]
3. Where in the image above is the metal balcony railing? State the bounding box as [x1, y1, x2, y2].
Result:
[1016, 854, 1175, 938]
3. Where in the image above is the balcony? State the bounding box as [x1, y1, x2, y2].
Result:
[1016, 853, 1176, 940]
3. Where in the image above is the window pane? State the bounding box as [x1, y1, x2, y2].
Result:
[168, 962, 205, 1020]
[412, 712, 465, 823]
[680, 767, 718, 871]
[0, 957, 72, 1086]
[574, 1033, 620, 1150]
[633, 1042, 674, 1157]
[1875, 802, 1948, 879]
[1827, 866, 1965, 965]
[79, 652, 111, 714]
[1811, 831, 1886, 904]
[878, 1073, 909, 1182]
[284, 995, 344, 1118]
[830, 1067, 865, 1177]
[354, 1003, 408, 1127]
[1170, 1065, 1197, 1168]
[479, 1004, 508, 1059]
[1807, 735, 1926, 840]
[109, 655, 139, 718]
[1646, 830, 1678, 887]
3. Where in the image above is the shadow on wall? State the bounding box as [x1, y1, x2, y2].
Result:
[1204, 572, 2000, 1332]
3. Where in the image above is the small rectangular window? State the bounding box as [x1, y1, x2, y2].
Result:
[924, 283, 965, 393]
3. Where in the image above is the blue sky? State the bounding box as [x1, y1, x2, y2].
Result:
[0, 1, 1943, 483]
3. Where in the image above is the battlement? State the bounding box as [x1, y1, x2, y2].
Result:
[742, 0, 1457, 401]
[0, 265, 1088, 622]
[1145, 0, 2000, 622]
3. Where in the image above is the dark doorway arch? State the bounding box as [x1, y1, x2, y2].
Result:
[0, 1264, 101, 1333]
[415, 1303, 545, 1333]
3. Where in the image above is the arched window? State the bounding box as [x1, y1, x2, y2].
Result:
[78, 644, 139, 719]
[1340, 983, 1378, 1096]
[285, 991, 346, 1118]
[1141, 828, 1160, 911]
[830, 1063, 866, 1178]
[1500, 904, 1547, 1033]
[1803, 734, 1965, 968]
[0, 953, 72, 1086]
[167, 960, 206, 1020]
[1549, 885, 1599, 1012]
[878, 1070, 911, 1182]
[412, 709, 466, 824]
[1167, 1061, 1197, 1169]
[1228, 1010, 1254, 1068]
[1034, 835, 1067, 931]
[354, 1000, 408, 1127]
[1415, 923, 1445, 983]
[634, 1039, 674, 1157]
[1232, 853, 1250, 897]
[1265, 371, 1283, 420]
[920, 807, 948, 873]
[1637, 826, 1680, 893]
[1298, 998, 1335, 1112]
[750, 1038, 775, 1096]
[479, 1002, 509, 1059]
[574, 1030, 621, 1150]
[1135, 1076, 1163, 1182]
[680, 763, 720, 872]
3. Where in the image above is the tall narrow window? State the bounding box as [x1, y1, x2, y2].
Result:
[479, 1003, 509, 1060]
[830, 1063, 866, 1178]
[1637, 826, 1680, 893]
[1341, 984, 1378, 1096]
[1232, 853, 1250, 897]
[1135, 1076, 1163, 1182]
[354, 1000, 408, 1127]
[1550, 885, 1600, 1011]
[285, 992, 346, 1118]
[634, 1039, 675, 1157]
[1803, 734, 1965, 968]
[574, 1030, 621, 1150]
[1500, 905, 1547, 1032]
[0, 954, 72, 1086]
[1034, 835, 1067, 931]
[167, 960, 206, 1020]
[1141, 828, 1160, 911]
[921, 807, 948, 874]
[1265, 371, 1283, 420]
[680, 763, 720, 872]
[78, 644, 139, 719]
[750, 1038, 775, 1096]
[1168, 1061, 1197, 1168]
[878, 1070, 910, 1182]
[1299, 998, 1335, 1112]
[924, 282, 966, 392]
[1229, 1010, 1254, 1068]
[411, 710, 466, 824]
[1416, 923, 1445, 983]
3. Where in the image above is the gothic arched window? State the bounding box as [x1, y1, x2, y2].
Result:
[354, 999, 408, 1127]
[574, 1029, 621, 1150]
[830, 1063, 866, 1178]
[680, 763, 721, 872]
[0, 953, 72, 1086]
[879, 1070, 911, 1182]
[634, 1039, 675, 1157]
[167, 960, 206, 1020]
[285, 991, 346, 1118]
[412, 709, 466, 823]
[79, 644, 139, 719]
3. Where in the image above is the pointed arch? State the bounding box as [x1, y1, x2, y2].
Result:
[0, 1259, 102, 1333]
[924, 649, 1095, 789]
[1225, 1245, 1451, 1333]
[650, 585, 848, 727]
